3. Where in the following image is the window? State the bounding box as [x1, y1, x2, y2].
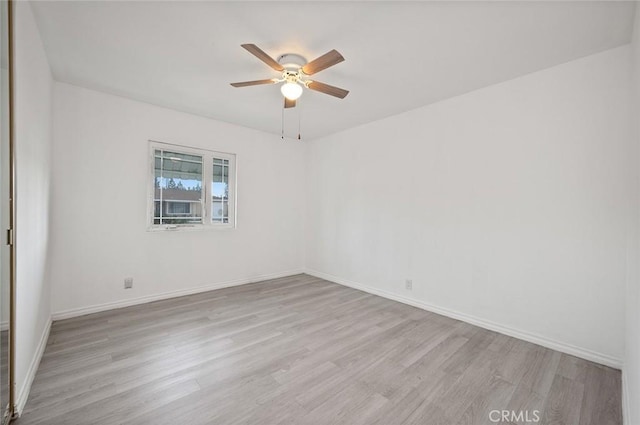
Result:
[212, 158, 230, 223]
[150, 141, 236, 230]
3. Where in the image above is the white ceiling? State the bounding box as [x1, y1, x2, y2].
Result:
[31, 1, 635, 140]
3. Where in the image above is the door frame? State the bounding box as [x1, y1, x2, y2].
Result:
[6, 0, 15, 421]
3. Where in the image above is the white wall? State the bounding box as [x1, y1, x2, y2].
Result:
[49, 83, 306, 316]
[625, 6, 640, 424]
[13, 1, 53, 413]
[306, 46, 632, 367]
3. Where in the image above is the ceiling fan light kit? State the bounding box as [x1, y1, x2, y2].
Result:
[281, 81, 303, 100]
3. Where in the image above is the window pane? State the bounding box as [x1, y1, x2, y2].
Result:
[154, 149, 203, 225]
[212, 157, 229, 223]
[211, 200, 228, 222]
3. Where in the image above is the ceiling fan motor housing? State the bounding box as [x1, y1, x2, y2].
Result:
[277, 53, 307, 71]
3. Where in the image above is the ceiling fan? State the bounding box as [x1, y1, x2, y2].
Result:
[230, 44, 349, 109]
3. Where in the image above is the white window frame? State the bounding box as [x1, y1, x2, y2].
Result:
[148, 140, 237, 231]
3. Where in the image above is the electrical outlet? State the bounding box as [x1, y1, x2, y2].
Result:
[405, 279, 413, 290]
[124, 277, 133, 289]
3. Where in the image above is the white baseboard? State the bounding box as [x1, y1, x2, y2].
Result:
[16, 317, 51, 415]
[52, 269, 305, 321]
[305, 269, 623, 369]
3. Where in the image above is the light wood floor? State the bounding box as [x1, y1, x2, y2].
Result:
[16, 274, 621, 425]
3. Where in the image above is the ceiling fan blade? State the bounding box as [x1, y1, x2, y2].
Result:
[230, 79, 278, 88]
[284, 98, 296, 108]
[301, 50, 344, 75]
[241, 44, 284, 72]
[307, 81, 349, 99]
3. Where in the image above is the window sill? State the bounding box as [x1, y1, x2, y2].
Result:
[147, 224, 235, 232]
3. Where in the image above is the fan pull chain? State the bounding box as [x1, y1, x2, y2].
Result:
[281, 103, 284, 140]
[298, 98, 302, 140]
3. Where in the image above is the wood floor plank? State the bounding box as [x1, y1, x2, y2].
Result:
[578, 362, 622, 425]
[15, 274, 621, 425]
[456, 375, 515, 425]
[541, 374, 585, 425]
